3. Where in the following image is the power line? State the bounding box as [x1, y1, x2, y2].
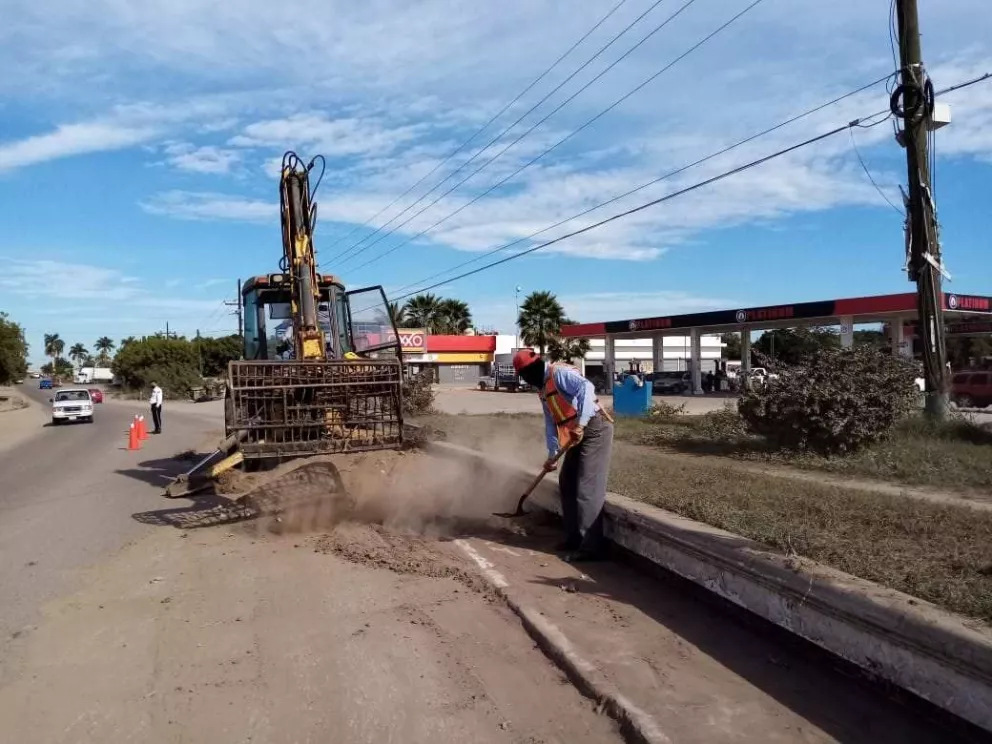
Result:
[344, 0, 767, 274]
[388, 73, 897, 297]
[328, 0, 677, 266]
[386, 122, 864, 303]
[383, 71, 991, 306]
[849, 126, 902, 214]
[321, 0, 632, 258]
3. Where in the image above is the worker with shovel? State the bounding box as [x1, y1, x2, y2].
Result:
[512, 348, 614, 563]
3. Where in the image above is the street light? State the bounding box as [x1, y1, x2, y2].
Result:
[515, 285, 522, 349]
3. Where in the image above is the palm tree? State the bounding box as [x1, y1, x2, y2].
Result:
[518, 291, 566, 355]
[547, 319, 591, 363]
[119, 336, 136, 350]
[403, 294, 443, 332]
[387, 301, 407, 328]
[437, 298, 473, 335]
[94, 336, 115, 364]
[43, 333, 65, 366]
[69, 343, 89, 370]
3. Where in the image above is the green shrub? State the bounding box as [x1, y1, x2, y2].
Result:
[402, 370, 435, 415]
[738, 344, 918, 455]
[113, 337, 202, 399]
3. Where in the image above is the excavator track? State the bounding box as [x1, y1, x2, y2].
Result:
[174, 457, 356, 530]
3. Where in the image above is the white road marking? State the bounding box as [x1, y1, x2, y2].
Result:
[453, 539, 508, 588]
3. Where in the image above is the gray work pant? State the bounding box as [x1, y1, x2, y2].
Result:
[558, 413, 614, 552]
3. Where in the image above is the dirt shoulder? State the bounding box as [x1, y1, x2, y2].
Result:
[0, 387, 46, 455]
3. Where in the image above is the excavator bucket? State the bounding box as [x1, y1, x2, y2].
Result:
[227, 358, 404, 460]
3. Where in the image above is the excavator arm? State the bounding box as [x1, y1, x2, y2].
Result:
[279, 152, 327, 361]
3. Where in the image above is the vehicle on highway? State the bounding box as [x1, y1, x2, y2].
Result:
[87, 388, 104, 404]
[50, 388, 95, 425]
[951, 370, 992, 409]
[28, 371, 41, 379]
[39, 378, 53, 390]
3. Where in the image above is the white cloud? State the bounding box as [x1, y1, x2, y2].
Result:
[163, 142, 241, 174]
[1, 0, 990, 269]
[0, 258, 230, 357]
[229, 113, 424, 159]
[0, 121, 157, 171]
[140, 191, 276, 222]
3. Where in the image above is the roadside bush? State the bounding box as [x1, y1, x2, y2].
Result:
[0, 313, 28, 384]
[647, 400, 687, 418]
[738, 344, 918, 455]
[402, 369, 435, 415]
[693, 404, 749, 442]
[113, 336, 202, 399]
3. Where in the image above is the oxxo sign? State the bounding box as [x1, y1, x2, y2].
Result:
[398, 328, 428, 353]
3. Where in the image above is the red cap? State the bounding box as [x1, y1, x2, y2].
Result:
[512, 348, 541, 373]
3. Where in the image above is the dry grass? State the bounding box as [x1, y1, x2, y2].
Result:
[608, 443, 992, 624]
[616, 409, 992, 492]
[425, 412, 992, 623]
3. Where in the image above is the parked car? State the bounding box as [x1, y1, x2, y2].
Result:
[50, 388, 95, 425]
[87, 388, 104, 404]
[951, 371, 992, 409]
[39, 378, 53, 390]
[653, 371, 690, 395]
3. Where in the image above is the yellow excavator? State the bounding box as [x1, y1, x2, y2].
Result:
[166, 151, 405, 506]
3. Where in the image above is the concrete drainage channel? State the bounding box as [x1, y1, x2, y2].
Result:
[427, 440, 992, 738]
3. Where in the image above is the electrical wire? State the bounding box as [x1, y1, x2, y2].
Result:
[849, 126, 902, 214]
[374, 72, 991, 309]
[387, 73, 896, 297]
[385, 123, 865, 305]
[343, 0, 767, 274]
[328, 0, 678, 266]
[321, 0, 632, 258]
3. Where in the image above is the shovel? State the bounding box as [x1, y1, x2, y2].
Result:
[493, 445, 571, 519]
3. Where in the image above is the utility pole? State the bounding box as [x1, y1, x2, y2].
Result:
[895, 0, 948, 419]
[196, 329, 203, 376]
[224, 279, 243, 338]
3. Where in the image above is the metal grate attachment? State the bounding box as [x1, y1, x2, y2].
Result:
[227, 360, 404, 459]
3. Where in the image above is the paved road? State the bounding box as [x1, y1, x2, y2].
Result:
[0, 386, 221, 655]
[0, 384, 982, 742]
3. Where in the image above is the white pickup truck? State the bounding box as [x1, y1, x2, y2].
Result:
[50, 388, 95, 425]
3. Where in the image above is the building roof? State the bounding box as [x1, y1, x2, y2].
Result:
[562, 292, 992, 338]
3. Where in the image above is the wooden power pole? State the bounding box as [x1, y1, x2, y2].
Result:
[895, 0, 948, 419]
[892, 0, 948, 419]
[225, 279, 243, 338]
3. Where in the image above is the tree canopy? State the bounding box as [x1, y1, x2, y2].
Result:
[0, 313, 28, 384]
[518, 291, 566, 355]
[399, 294, 473, 334]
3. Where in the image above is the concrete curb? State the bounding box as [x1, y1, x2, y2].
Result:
[428, 440, 992, 733]
[453, 539, 671, 744]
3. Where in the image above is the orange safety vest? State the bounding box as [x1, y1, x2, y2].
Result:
[541, 363, 581, 450]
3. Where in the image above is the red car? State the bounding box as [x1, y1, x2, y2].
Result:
[87, 388, 104, 404]
[951, 371, 992, 409]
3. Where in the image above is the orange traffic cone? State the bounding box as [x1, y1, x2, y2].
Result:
[127, 421, 141, 451]
[138, 415, 149, 440]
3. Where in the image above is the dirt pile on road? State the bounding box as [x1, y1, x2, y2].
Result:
[231, 448, 532, 537]
[313, 523, 497, 596]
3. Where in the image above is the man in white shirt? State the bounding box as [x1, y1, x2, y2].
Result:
[149, 381, 164, 434]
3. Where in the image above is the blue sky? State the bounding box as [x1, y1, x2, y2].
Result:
[1, 0, 990, 364]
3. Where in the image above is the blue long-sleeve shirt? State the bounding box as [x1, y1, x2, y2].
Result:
[542, 364, 598, 457]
